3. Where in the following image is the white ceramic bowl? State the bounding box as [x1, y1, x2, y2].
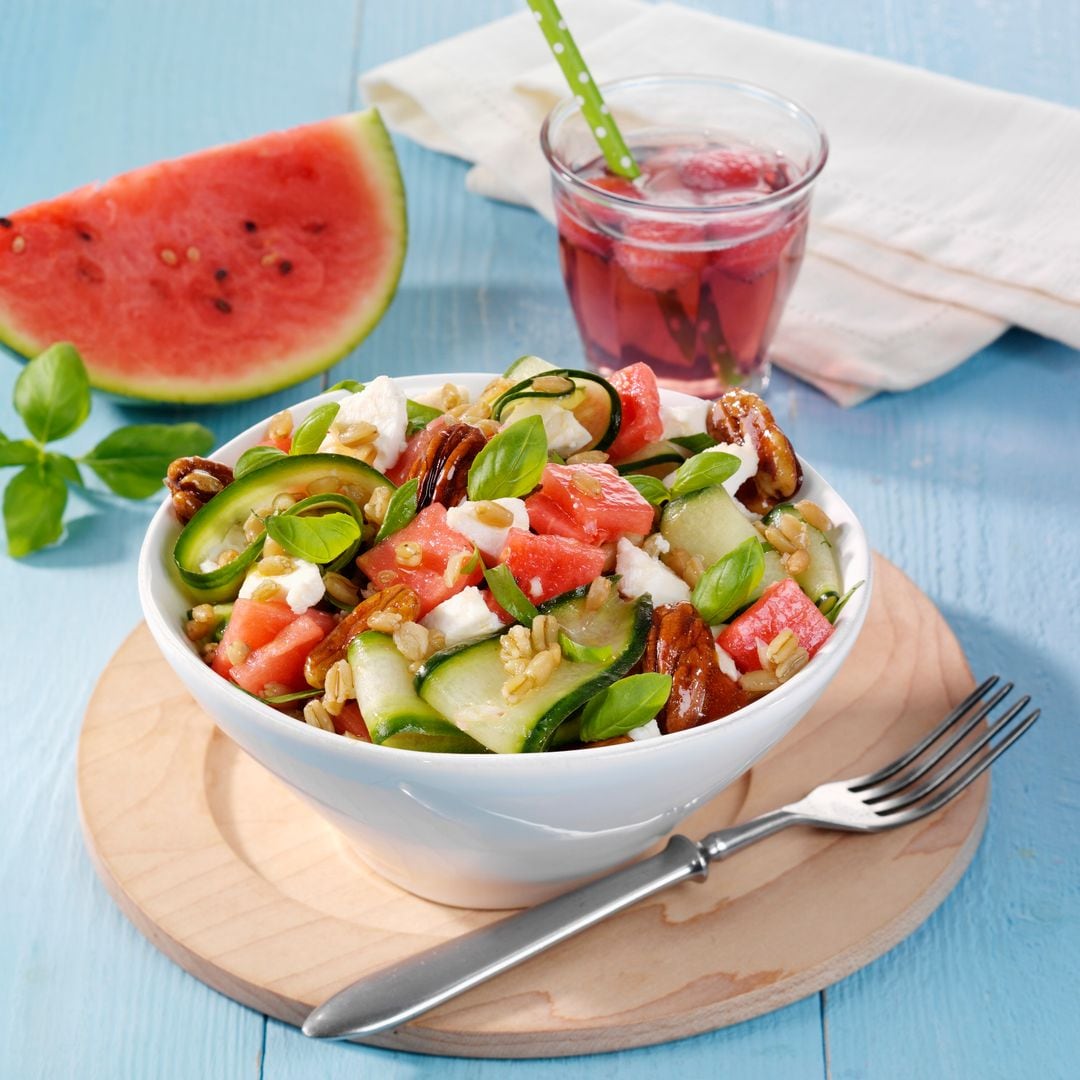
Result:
[139, 373, 872, 909]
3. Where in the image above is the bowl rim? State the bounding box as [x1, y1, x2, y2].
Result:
[138, 372, 872, 773]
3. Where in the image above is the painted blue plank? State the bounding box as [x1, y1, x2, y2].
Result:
[0, 2, 361, 1078]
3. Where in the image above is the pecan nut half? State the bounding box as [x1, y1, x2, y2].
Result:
[643, 602, 748, 733]
[707, 389, 802, 515]
[407, 422, 486, 510]
[304, 583, 421, 688]
[165, 456, 234, 523]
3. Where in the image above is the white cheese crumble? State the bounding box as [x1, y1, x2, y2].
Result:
[713, 641, 739, 682]
[504, 398, 592, 457]
[445, 498, 529, 559]
[239, 558, 325, 614]
[664, 440, 759, 500]
[628, 719, 662, 741]
[528, 576, 544, 600]
[421, 586, 504, 646]
[615, 537, 691, 606]
[659, 399, 710, 439]
[319, 375, 408, 472]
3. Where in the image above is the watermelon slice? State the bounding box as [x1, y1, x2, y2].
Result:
[0, 109, 406, 402]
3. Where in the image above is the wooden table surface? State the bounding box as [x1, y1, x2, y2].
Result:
[1, 2, 1077, 1077]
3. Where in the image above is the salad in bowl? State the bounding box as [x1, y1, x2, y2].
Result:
[140, 360, 870, 906]
[165, 358, 860, 756]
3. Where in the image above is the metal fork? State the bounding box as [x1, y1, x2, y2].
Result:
[303, 676, 1038, 1040]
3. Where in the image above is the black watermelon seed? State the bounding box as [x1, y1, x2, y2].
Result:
[214, 298, 233, 314]
[0, 217, 12, 228]
[77, 229, 92, 242]
[302, 221, 325, 234]
[243, 220, 257, 232]
[214, 268, 228, 281]
[278, 260, 293, 275]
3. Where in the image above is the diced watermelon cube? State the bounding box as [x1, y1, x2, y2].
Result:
[606, 362, 664, 461]
[356, 503, 483, 616]
[525, 490, 593, 544]
[613, 219, 707, 293]
[717, 579, 834, 673]
[498, 529, 607, 605]
[677, 148, 769, 192]
[230, 610, 336, 695]
[531, 463, 655, 545]
[333, 701, 371, 740]
[212, 599, 298, 678]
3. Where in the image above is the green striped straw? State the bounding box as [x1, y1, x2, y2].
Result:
[526, 0, 641, 180]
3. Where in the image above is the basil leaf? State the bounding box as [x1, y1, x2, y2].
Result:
[579, 673, 673, 743]
[82, 422, 214, 499]
[47, 452, 83, 487]
[558, 632, 612, 665]
[235, 444, 286, 478]
[13, 342, 91, 443]
[3, 460, 67, 556]
[691, 537, 765, 623]
[669, 451, 741, 499]
[406, 399, 443, 434]
[327, 379, 365, 394]
[290, 402, 340, 455]
[265, 511, 361, 564]
[669, 433, 717, 453]
[824, 580, 864, 624]
[547, 450, 566, 465]
[483, 564, 539, 624]
[374, 477, 418, 542]
[467, 415, 547, 501]
[262, 687, 322, 704]
[626, 474, 670, 507]
[0, 435, 39, 468]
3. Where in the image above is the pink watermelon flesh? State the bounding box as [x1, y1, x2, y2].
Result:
[0, 109, 406, 402]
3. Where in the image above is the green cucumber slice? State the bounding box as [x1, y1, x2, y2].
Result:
[614, 439, 691, 477]
[660, 485, 759, 568]
[416, 586, 652, 754]
[502, 355, 558, 380]
[746, 546, 790, 605]
[761, 505, 843, 607]
[492, 368, 622, 452]
[173, 453, 392, 602]
[348, 632, 486, 753]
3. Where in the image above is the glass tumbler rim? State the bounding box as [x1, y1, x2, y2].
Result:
[540, 73, 829, 218]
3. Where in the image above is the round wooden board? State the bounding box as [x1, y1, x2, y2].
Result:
[78, 554, 984, 1059]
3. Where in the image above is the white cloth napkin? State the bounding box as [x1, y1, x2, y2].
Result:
[361, 1, 1080, 404]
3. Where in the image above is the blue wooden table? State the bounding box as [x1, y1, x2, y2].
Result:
[1, 2, 1077, 1077]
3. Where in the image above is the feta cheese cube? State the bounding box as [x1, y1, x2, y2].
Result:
[319, 375, 408, 472]
[421, 586, 504, 646]
[240, 558, 325, 614]
[659, 399, 709, 440]
[445, 498, 529, 559]
[615, 537, 691, 607]
[709, 441, 759, 498]
[628, 719, 662, 741]
[504, 398, 592, 457]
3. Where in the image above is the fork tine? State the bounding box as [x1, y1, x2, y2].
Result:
[877, 708, 1039, 826]
[848, 674, 1000, 791]
[871, 697, 1033, 815]
[860, 682, 1015, 801]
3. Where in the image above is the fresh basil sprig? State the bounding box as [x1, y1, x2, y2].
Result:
[626, 474, 671, 507]
[291, 402, 341, 455]
[467, 415, 547, 501]
[264, 511, 361, 564]
[691, 537, 765, 624]
[483, 564, 539, 624]
[668, 433, 717, 454]
[406, 399, 443, 434]
[558, 632, 613, 665]
[668, 450, 741, 499]
[234, 445, 287, 478]
[579, 673, 673, 742]
[823, 580, 864, 624]
[1, 343, 213, 557]
[327, 379, 365, 394]
[375, 478, 419, 542]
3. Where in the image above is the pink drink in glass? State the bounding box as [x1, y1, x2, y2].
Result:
[542, 78, 827, 396]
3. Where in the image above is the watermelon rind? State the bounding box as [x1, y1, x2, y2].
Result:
[0, 108, 407, 404]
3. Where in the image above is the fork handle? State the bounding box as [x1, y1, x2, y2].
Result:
[302, 835, 710, 1041]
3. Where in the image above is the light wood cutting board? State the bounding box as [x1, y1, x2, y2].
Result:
[77, 554, 984, 1058]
